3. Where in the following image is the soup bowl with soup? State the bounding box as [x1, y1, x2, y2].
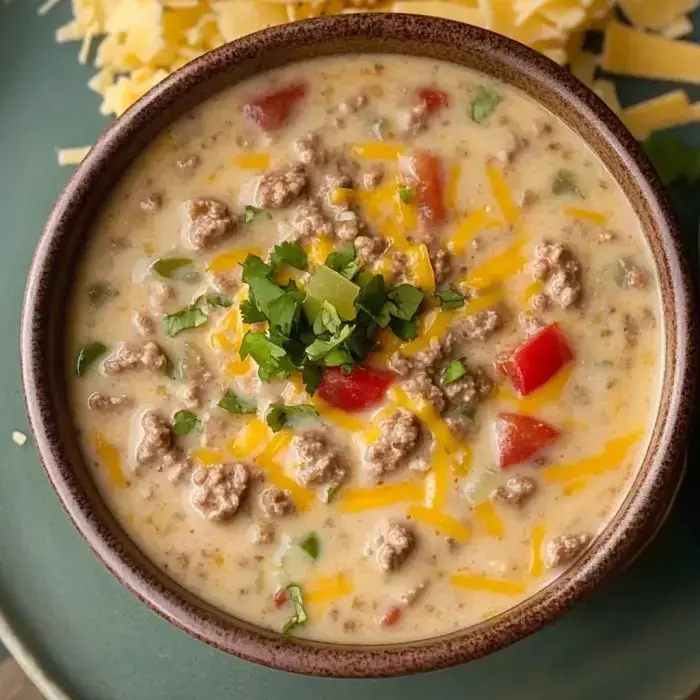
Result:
[21, 14, 696, 676]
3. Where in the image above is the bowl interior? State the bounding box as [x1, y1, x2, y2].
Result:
[21, 13, 695, 677]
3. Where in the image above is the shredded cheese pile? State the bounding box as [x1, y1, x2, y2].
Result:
[45, 0, 700, 165]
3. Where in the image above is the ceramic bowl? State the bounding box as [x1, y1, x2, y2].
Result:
[20, 13, 697, 677]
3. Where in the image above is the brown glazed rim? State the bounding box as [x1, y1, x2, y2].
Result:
[20, 14, 697, 677]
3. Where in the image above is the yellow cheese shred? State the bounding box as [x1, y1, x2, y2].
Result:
[448, 208, 501, 256]
[424, 448, 451, 510]
[543, 429, 645, 483]
[304, 572, 353, 604]
[231, 152, 270, 170]
[619, 89, 694, 140]
[192, 448, 225, 466]
[306, 235, 334, 267]
[450, 572, 527, 595]
[312, 397, 365, 432]
[617, 0, 698, 31]
[465, 239, 527, 289]
[350, 143, 405, 160]
[486, 164, 518, 224]
[408, 506, 471, 542]
[93, 430, 126, 488]
[396, 308, 456, 356]
[207, 248, 262, 273]
[498, 365, 572, 413]
[446, 163, 462, 209]
[411, 244, 436, 293]
[529, 523, 546, 577]
[227, 418, 269, 459]
[565, 207, 608, 226]
[473, 501, 505, 539]
[562, 479, 588, 496]
[57, 146, 91, 166]
[224, 356, 253, 377]
[338, 482, 423, 513]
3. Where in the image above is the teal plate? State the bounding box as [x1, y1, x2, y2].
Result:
[2, 3, 700, 698]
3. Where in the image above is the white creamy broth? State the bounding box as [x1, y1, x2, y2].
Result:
[67, 54, 662, 643]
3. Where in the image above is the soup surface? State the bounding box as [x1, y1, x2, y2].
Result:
[67, 55, 661, 643]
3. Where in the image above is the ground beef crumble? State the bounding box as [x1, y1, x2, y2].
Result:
[87, 392, 132, 411]
[294, 430, 348, 488]
[618, 257, 647, 288]
[531, 241, 582, 308]
[354, 235, 388, 265]
[191, 462, 250, 522]
[365, 520, 416, 572]
[255, 162, 307, 208]
[365, 409, 422, 479]
[183, 198, 237, 250]
[132, 311, 155, 336]
[279, 197, 334, 242]
[250, 521, 276, 545]
[103, 341, 167, 374]
[441, 366, 492, 411]
[545, 532, 591, 568]
[136, 410, 172, 465]
[491, 475, 537, 508]
[443, 310, 501, 350]
[259, 486, 296, 517]
[294, 132, 327, 165]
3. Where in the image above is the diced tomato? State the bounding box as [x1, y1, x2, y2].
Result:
[272, 588, 289, 609]
[416, 87, 450, 114]
[243, 82, 308, 132]
[403, 150, 447, 228]
[379, 605, 403, 627]
[317, 366, 395, 413]
[500, 324, 574, 396]
[496, 413, 562, 469]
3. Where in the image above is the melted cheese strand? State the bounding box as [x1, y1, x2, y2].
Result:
[312, 397, 366, 432]
[529, 524, 546, 577]
[304, 572, 353, 604]
[486, 164, 518, 224]
[450, 573, 527, 595]
[208, 247, 262, 273]
[473, 501, 505, 539]
[231, 153, 270, 169]
[424, 448, 451, 509]
[465, 239, 527, 289]
[351, 143, 405, 160]
[93, 430, 126, 488]
[542, 430, 645, 482]
[565, 207, 608, 225]
[498, 365, 572, 413]
[408, 506, 471, 542]
[448, 208, 500, 255]
[338, 482, 423, 513]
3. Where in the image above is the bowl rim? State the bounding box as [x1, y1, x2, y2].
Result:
[20, 13, 697, 677]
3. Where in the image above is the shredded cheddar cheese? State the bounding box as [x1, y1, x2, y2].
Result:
[486, 164, 518, 224]
[208, 248, 261, 273]
[228, 418, 269, 459]
[338, 482, 423, 513]
[304, 572, 353, 604]
[465, 239, 527, 289]
[473, 501, 505, 539]
[424, 448, 451, 510]
[529, 523, 546, 577]
[231, 152, 270, 169]
[450, 572, 527, 595]
[498, 365, 573, 414]
[411, 244, 437, 293]
[93, 430, 126, 488]
[312, 397, 366, 432]
[350, 142, 405, 160]
[192, 448, 225, 465]
[565, 207, 609, 225]
[448, 208, 501, 256]
[543, 429, 644, 483]
[408, 506, 471, 542]
[306, 236, 334, 268]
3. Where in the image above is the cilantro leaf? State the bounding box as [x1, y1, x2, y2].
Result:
[244, 205, 262, 224]
[75, 341, 108, 377]
[240, 254, 273, 283]
[398, 184, 414, 203]
[267, 293, 301, 337]
[270, 241, 308, 270]
[471, 85, 501, 123]
[435, 286, 465, 309]
[388, 284, 424, 320]
[642, 134, 700, 186]
[325, 245, 361, 280]
[164, 305, 208, 337]
[305, 324, 354, 364]
[266, 403, 318, 432]
[298, 532, 320, 560]
[172, 410, 200, 436]
[390, 317, 417, 341]
[247, 276, 286, 318]
[552, 169, 583, 197]
[301, 363, 323, 396]
[356, 274, 388, 322]
[443, 359, 466, 385]
[217, 389, 257, 415]
[240, 331, 295, 380]
[197, 294, 232, 308]
[282, 584, 307, 636]
[240, 297, 266, 324]
[313, 301, 343, 335]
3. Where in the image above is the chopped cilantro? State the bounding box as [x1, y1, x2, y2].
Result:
[172, 410, 199, 436]
[356, 274, 388, 323]
[196, 294, 232, 308]
[552, 169, 583, 197]
[282, 584, 307, 636]
[313, 301, 343, 336]
[325, 245, 361, 280]
[305, 324, 354, 364]
[388, 284, 424, 320]
[244, 205, 262, 224]
[471, 86, 501, 123]
[217, 389, 257, 415]
[240, 297, 266, 324]
[389, 317, 417, 341]
[398, 184, 415, 203]
[298, 532, 320, 560]
[164, 305, 207, 337]
[267, 403, 318, 432]
[301, 363, 323, 396]
[435, 286, 465, 309]
[75, 341, 108, 377]
[240, 331, 295, 381]
[270, 241, 308, 270]
[443, 359, 466, 385]
[240, 254, 273, 283]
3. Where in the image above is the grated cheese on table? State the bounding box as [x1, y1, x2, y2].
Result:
[12, 431, 27, 446]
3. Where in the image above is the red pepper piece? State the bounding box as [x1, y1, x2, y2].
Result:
[317, 366, 395, 413]
[272, 588, 289, 609]
[403, 150, 447, 229]
[416, 87, 450, 114]
[243, 82, 308, 132]
[500, 324, 574, 396]
[379, 605, 403, 627]
[496, 413, 562, 469]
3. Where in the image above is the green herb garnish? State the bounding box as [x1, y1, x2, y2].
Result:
[435, 286, 466, 309]
[313, 301, 343, 336]
[270, 241, 308, 270]
[266, 403, 318, 432]
[305, 324, 355, 365]
[240, 254, 273, 283]
[282, 584, 307, 636]
[244, 205, 262, 224]
[471, 85, 501, 123]
[217, 389, 257, 415]
[387, 284, 424, 320]
[301, 364, 323, 396]
[152, 257, 193, 280]
[461, 405, 477, 420]
[240, 331, 295, 381]
[398, 184, 415, 203]
[172, 410, 200, 436]
[164, 305, 208, 337]
[75, 341, 108, 376]
[325, 245, 361, 280]
[197, 294, 232, 308]
[298, 532, 320, 560]
[443, 359, 466, 385]
[552, 169, 583, 197]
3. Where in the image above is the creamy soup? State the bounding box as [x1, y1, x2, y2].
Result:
[67, 55, 661, 643]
